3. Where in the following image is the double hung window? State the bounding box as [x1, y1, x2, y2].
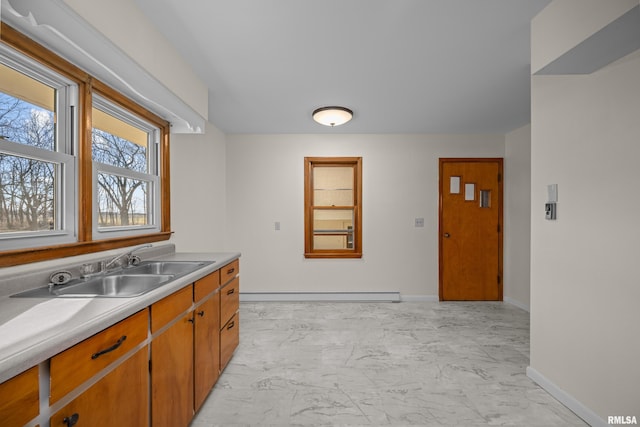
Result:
[0, 24, 171, 266]
[304, 157, 362, 258]
[92, 96, 160, 238]
[0, 48, 76, 250]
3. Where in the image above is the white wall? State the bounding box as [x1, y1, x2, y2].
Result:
[170, 121, 227, 252]
[225, 133, 505, 297]
[530, 50, 640, 421]
[504, 125, 531, 311]
[531, 0, 638, 74]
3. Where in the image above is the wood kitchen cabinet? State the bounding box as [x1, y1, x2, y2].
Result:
[0, 366, 39, 426]
[193, 271, 221, 411]
[150, 285, 194, 427]
[50, 347, 149, 427]
[219, 260, 240, 371]
[0, 257, 240, 427]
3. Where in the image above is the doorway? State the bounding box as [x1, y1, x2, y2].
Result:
[439, 158, 503, 301]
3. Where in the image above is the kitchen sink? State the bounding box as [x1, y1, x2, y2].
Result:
[124, 261, 211, 276]
[11, 260, 215, 298]
[52, 274, 174, 297]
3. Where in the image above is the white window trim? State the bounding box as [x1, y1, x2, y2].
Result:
[90, 97, 161, 240]
[0, 46, 78, 251]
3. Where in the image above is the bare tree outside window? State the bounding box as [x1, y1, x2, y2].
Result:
[0, 93, 56, 233]
[92, 126, 149, 227]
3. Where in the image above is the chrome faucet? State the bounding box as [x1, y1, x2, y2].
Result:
[103, 244, 152, 271]
[81, 244, 152, 278]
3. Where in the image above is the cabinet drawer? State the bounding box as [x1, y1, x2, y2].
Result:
[151, 285, 193, 333]
[220, 276, 239, 324]
[194, 270, 220, 302]
[220, 313, 239, 371]
[50, 309, 148, 404]
[0, 366, 39, 426]
[220, 259, 239, 285]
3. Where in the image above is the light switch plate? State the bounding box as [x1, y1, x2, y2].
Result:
[547, 184, 558, 202]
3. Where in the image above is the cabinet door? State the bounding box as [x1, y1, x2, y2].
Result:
[151, 312, 194, 427]
[51, 347, 148, 427]
[194, 291, 220, 411]
[0, 366, 39, 426]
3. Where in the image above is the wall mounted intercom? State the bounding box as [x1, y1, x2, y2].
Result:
[546, 184, 557, 220]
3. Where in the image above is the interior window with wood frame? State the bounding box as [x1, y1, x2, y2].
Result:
[304, 157, 362, 258]
[0, 24, 171, 267]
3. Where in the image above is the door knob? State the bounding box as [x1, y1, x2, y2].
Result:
[444, 233, 450, 238]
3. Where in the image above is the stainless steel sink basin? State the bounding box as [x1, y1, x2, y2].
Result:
[125, 261, 211, 276]
[11, 260, 215, 298]
[52, 274, 174, 297]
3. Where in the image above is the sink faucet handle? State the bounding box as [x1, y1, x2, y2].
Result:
[49, 270, 72, 285]
[129, 255, 142, 266]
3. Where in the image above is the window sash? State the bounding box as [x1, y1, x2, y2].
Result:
[0, 142, 76, 247]
[92, 162, 160, 238]
[0, 46, 77, 250]
[90, 95, 161, 239]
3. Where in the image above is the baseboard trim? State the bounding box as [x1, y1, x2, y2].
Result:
[400, 294, 440, 302]
[526, 366, 606, 427]
[240, 292, 401, 303]
[504, 296, 530, 312]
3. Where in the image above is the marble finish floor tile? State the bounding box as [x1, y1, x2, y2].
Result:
[192, 301, 587, 426]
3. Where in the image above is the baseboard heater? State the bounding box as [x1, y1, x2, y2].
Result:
[240, 292, 401, 303]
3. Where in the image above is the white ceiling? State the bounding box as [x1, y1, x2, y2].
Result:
[133, 0, 550, 134]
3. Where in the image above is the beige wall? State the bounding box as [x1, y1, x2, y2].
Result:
[504, 124, 531, 311]
[530, 48, 640, 425]
[224, 133, 505, 297]
[170, 121, 227, 252]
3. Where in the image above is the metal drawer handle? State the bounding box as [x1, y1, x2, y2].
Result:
[226, 288, 235, 295]
[63, 413, 79, 426]
[226, 267, 235, 275]
[197, 310, 205, 317]
[226, 321, 235, 330]
[92, 336, 126, 360]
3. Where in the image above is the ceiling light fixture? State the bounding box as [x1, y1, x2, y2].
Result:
[312, 106, 353, 127]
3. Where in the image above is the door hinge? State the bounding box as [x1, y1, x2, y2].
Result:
[497, 275, 501, 284]
[498, 173, 502, 182]
[497, 224, 501, 233]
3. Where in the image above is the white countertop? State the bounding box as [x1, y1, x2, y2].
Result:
[0, 251, 240, 383]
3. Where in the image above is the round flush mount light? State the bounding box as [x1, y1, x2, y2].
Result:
[312, 106, 353, 127]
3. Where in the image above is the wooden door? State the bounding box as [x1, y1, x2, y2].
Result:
[439, 158, 503, 300]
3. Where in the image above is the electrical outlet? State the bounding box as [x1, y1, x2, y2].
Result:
[274, 221, 281, 231]
[415, 218, 424, 228]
